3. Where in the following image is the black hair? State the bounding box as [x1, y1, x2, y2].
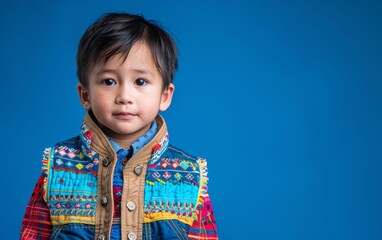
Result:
[77, 12, 178, 90]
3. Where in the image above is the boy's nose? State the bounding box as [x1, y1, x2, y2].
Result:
[115, 87, 133, 104]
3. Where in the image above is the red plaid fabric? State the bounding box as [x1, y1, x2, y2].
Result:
[188, 193, 219, 239]
[20, 174, 52, 240]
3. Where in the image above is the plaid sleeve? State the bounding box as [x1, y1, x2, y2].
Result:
[20, 174, 52, 239]
[187, 192, 218, 239]
[187, 158, 218, 239]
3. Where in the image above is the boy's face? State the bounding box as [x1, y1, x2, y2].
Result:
[78, 41, 174, 144]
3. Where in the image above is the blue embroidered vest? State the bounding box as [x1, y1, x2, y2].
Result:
[41, 114, 208, 240]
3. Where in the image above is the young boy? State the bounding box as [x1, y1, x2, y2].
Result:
[21, 13, 218, 240]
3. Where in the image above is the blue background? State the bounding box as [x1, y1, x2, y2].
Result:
[1, 0, 381, 239]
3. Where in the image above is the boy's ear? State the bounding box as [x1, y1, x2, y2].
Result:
[159, 83, 175, 111]
[77, 83, 91, 110]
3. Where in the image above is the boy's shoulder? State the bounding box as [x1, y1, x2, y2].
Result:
[47, 136, 84, 153]
[163, 144, 204, 163]
[46, 136, 84, 159]
[56, 136, 82, 147]
[47, 136, 206, 165]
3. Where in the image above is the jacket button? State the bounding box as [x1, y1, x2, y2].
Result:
[128, 232, 137, 240]
[126, 201, 136, 211]
[98, 235, 105, 240]
[101, 195, 108, 206]
[134, 165, 143, 176]
[102, 158, 111, 167]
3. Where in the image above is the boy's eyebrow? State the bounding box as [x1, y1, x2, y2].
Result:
[96, 69, 117, 75]
[96, 68, 154, 76]
[133, 68, 154, 76]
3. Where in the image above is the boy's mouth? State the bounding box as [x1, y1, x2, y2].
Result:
[113, 112, 137, 120]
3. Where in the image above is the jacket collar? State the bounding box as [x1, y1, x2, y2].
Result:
[79, 112, 169, 164]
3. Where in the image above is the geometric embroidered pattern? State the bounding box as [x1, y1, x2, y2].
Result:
[144, 146, 202, 225]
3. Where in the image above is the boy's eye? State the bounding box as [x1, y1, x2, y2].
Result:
[135, 78, 147, 86]
[102, 79, 116, 86]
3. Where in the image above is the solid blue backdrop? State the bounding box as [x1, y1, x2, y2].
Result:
[1, 0, 381, 239]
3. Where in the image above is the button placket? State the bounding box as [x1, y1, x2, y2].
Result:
[122, 164, 145, 239]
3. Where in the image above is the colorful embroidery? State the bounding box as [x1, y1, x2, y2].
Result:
[144, 146, 201, 225]
[53, 145, 98, 175]
[48, 160, 98, 225]
[44, 126, 100, 225]
[150, 133, 169, 164]
[79, 121, 98, 159]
